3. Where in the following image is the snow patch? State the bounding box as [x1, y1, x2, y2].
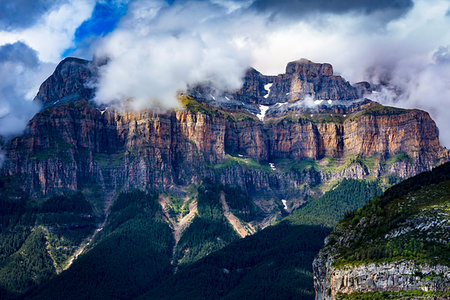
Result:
[264, 83, 273, 99]
[328, 100, 332, 104]
[98, 107, 108, 115]
[314, 100, 323, 105]
[281, 199, 288, 211]
[257, 105, 269, 121]
[269, 162, 276, 171]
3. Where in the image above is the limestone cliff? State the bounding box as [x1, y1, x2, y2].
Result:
[2, 57, 449, 221]
[313, 162, 450, 299]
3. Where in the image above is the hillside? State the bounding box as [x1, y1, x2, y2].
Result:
[313, 162, 450, 299]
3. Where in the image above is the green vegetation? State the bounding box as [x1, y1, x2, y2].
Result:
[269, 112, 344, 125]
[173, 182, 239, 266]
[93, 152, 124, 168]
[331, 162, 450, 267]
[180, 95, 220, 116]
[213, 154, 271, 172]
[180, 95, 257, 122]
[276, 157, 318, 174]
[336, 290, 450, 299]
[30, 191, 174, 300]
[39, 192, 92, 213]
[30, 139, 73, 163]
[0, 228, 55, 299]
[345, 103, 409, 122]
[142, 224, 330, 300]
[222, 185, 259, 222]
[286, 179, 382, 227]
[384, 152, 411, 167]
[0, 179, 98, 299]
[165, 193, 190, 220]
[223, 111, 258, 122]
[317, 154, 382, 177]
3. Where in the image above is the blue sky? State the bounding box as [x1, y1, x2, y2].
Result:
[64, 1, 129, 56]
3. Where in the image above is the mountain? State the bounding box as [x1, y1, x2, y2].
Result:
[0, 57, 449, 299]
[313, 161, 450, 300]
[4, 58, 448, 201]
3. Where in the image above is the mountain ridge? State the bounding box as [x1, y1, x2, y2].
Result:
[0, 57, 449, 299]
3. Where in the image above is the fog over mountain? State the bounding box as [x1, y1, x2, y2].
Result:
[0, 0, 449, 145]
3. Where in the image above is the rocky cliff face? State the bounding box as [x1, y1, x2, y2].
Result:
[313, 162, 450, 299]
[34, 57, 97, 108]
[2, 57, 449, 218]
[3, 97, 448, 218]
[315, 260, 449, 299]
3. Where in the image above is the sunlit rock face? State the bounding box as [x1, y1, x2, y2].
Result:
[1, 58, 448, 220]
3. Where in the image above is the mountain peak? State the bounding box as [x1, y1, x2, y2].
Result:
[285, 58, 333, 76]
[34, 57, 97, 108]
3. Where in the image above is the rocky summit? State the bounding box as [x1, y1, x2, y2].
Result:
[0, 57, 449, 299]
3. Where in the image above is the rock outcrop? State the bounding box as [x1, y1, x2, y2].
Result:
[191, 59, 365, 109]
[34, 57, 97, 108]
[313, 162, 450, 299]
[315, 260, 449, 299]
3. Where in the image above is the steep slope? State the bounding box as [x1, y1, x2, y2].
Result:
[4, 97, 448, 202]
[0, 179, 98, 299]
[140, 223, 330, 300]
[29, 191, 174, 300]
[313, 162, 450, 299]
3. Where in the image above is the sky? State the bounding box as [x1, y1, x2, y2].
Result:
[0, 0, 450, 147]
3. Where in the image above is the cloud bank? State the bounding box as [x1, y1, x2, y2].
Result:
[0, 42, 50, 138]
[93, 0, 253, 110]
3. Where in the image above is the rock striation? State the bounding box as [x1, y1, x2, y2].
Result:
[2, 57, 448, 217]
[314, 260, 449, 299]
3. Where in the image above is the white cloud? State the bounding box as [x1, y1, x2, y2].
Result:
[1, 0, 449, 149]
[93, 0, 252, 110]
[0, 0, 96, 62]
[0, 42, 53, 139]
